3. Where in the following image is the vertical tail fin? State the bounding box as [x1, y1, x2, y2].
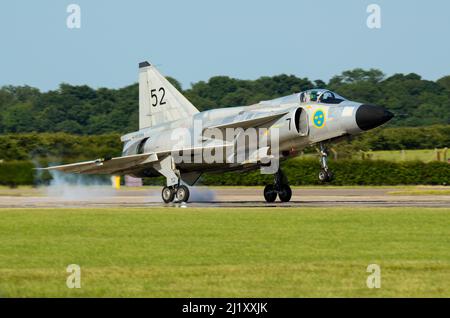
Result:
[139, 61, 199, 129]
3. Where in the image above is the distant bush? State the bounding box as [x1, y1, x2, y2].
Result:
[200, 158, 450, 186]
[0, 132, 122, 162]
[0, 161, 35, 186]
[348, 125, 450, 150]
[1, 158, 448, 187]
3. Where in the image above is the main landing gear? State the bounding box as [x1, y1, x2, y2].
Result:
[318, 143, 333, 182]
[264, 169, 292, 203]
[155, 156, 190, 203]
[162, 185, 190, 203]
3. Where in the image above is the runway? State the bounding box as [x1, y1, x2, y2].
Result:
[0, 186, 449, 208]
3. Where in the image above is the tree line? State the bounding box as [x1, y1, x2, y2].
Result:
[2, 158, 449, 187]
[0, 69, 449, 135]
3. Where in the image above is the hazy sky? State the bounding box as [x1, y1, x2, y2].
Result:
[0, 0, 448, 91]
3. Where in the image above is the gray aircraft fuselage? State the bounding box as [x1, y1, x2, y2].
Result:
[121, 89, 393, 178]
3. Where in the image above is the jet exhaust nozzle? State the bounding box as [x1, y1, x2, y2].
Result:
[355, 104, 394, 131]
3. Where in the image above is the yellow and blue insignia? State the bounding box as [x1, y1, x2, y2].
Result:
[312, 109, 326, 128]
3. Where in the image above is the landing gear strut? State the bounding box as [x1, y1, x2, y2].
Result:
[318, 143, 333, 182]
[155, 156, 190, 203]
[264, 169, 292, 203]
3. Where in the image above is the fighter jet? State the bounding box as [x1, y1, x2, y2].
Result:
[43, 61, 393, 203]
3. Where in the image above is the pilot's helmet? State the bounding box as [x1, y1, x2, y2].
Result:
[300, 92, 305, 102]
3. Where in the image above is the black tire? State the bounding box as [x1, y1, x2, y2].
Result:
[319, 169, 333, 182]
[162, 186, 175, 203]
[176, 185, 190, 202]
[278, 184, 292, 202]
[264, 184, 277, 203]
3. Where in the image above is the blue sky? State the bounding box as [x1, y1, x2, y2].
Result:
[0, 0, 448, 91]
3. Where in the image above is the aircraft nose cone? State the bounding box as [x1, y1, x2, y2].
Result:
[355, 104, 394, 131]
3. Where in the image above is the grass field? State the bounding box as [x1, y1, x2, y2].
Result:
[362, 149, 448, 162]
[388, 189, 450, 196]
[0, 207, 449, 297]
[297, 148, 448, 162]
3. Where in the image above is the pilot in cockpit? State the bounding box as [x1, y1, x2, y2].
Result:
[300, 92, 306, 103]
[300, 89, 346, 104]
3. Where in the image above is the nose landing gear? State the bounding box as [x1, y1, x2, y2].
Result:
[264, 169, 292, 203]
[318, 143, 333, 182]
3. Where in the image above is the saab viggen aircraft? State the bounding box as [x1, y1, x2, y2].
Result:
[43, 61, 393, 203]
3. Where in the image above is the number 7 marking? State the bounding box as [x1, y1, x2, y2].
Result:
[286, 118, 291, 130]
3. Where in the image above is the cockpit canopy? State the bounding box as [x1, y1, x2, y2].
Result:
[299, 89, 346, 104]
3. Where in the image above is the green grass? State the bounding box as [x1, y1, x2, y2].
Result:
[0, 207, 449, 297]
[0, 186, 37, 197]
[362, 149, 448, 162]
[388, 189, 450, 196]
[294, 149, 449, 162]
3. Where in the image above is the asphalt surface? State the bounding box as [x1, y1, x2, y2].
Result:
[0, 187, 449, 208]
